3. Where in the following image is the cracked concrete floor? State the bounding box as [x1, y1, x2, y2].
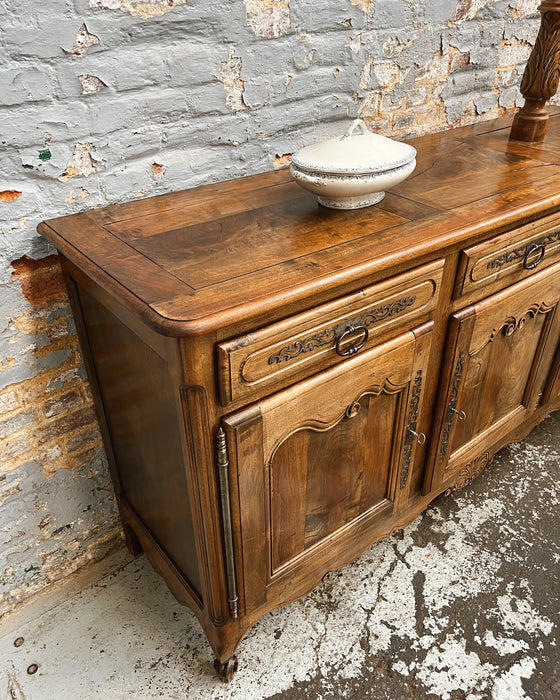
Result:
[1, 412, 559, 700]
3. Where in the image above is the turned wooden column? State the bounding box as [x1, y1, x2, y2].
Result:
[510, 1, 560, 142]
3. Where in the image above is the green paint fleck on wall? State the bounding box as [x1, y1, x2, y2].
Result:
[39, 148, 51, 162]
[22, 164, 33, 169]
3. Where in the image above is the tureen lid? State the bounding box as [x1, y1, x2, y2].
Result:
[291, 119, 416, 175]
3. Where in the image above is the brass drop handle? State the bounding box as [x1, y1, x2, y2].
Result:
[450, 407, 466, 421]
[408, 428, 426, 444]
[335, 324, 369, 357]
[522, 242, 546, 270]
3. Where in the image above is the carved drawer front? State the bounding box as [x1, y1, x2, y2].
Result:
[218, 259, 443, 404]
[455, 210, 560, 301]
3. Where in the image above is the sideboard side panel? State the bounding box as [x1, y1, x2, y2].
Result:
[75, 284, 203, 599]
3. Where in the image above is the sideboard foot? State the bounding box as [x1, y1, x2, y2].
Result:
[213, 655, 238, 682]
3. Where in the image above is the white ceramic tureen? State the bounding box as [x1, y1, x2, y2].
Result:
[290, 119, 417, 210]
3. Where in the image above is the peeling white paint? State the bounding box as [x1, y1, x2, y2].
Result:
[65, 188, 91, 204]
[89, 0, 186, 19]
[217, 48, 247, 113]
[496, 589, 553, 637]
[509, 0, 540, 19]
[491, 657, 536, 699]
[345, 33, 362, 54]
[72, 24, 100, 58]
[152, 162, 167, 180]
[243, 0, 291, 39]
[482, 629, 529, 654]
[450, 0, 496, 25]
[78, 75, 106, 95]
[348, 0, 374, 13]
[416, 637, 497, 700]
[59, 143, 106, 182]
[383, 34, 419, 58]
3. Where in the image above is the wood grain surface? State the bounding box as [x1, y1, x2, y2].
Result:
[39, 111, 560, 337]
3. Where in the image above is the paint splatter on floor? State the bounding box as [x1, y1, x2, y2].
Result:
[1, 413, 559, 699]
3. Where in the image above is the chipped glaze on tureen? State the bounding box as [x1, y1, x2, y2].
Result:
[290, 119, 417, 210]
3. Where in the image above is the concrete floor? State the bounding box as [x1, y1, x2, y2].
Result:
[1, 413, 559, 700]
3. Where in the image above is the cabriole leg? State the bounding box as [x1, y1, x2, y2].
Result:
[213, 655, 238, 682]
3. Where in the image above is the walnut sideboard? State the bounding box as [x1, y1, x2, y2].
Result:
[39, 114, 560, 681]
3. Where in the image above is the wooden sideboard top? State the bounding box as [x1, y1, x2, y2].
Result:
[39, 112, 560, 337]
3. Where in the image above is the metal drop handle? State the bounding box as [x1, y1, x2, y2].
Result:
[450, 407, 466, 421]
[408, 428, 426, 444]
[522, 242, 546, 270]
[335, 324, 369, 357]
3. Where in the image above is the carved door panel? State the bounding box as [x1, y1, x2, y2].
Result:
[427, 262, 560, 491]
[223, 324, 432, 617]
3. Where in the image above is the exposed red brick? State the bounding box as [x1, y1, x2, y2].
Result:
[72, 24, 100, 57]
[41, 390, 84, 419]
[72, 445, 100, 466]
[496, 67, 519, 88]
[0, 390, 19, 415]
[45, 322, 69, 342]
[152, 163, 167, 180]
[450, 0, 491, 24]
[35, 405, 98, 445]
[46, 444, 101, 474]
[451, 51, 470, 72]
[65, 426, 102, 453]
[11, 255, 68, 307]
[450, 0, 472, 23]
[1, 434, 32, 461]
[0, 190, 22, 202]
[274, 153, 293, 169]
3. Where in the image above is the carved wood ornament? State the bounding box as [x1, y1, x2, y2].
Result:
[400, 369, 423, 490]
[486, 230, 560, 271]
[266, 379, 407, 469]
[439, 351, 467, 464]
[267, 296, 416, 365]
[511, 1, 560, 142]
[455, 453, 493, 489]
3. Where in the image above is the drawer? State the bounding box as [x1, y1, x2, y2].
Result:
[454, 211, 560, 301]
[218, 259, 444, 404]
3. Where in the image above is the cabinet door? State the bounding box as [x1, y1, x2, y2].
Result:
[223, 324, 432, 617]
[541, 343, 560, 406]
[428, 261, 560, 491]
